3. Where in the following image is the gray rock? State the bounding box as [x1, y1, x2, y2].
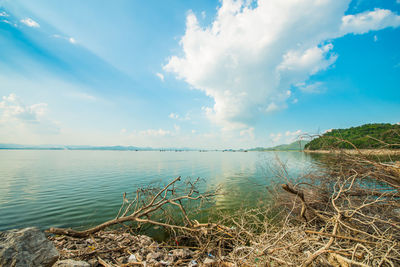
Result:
[53, 259, 90, 267]
[0, 227, 59, 267]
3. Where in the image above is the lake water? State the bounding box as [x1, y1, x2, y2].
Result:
[0, 150, 318, 231]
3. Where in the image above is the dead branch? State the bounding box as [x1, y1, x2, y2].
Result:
[48, 177, 216, 237]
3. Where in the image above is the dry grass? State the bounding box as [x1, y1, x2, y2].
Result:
[49, 136, 400, 266]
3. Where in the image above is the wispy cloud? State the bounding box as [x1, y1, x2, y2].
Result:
[296, 82, 325, 94]
[156, 72, 164, 82]
[270, 129, 303, 144]
[0, 93, 46, 123]
[20, 17, 40, 28]
[139, 128, 171, 137]
[169, 112, 179, 119]
[168, 112, 191, 121]
[0, 94, 60, 143]
[53, 34, 77, 44]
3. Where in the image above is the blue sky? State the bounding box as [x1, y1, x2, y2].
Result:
[0, 0, 399, 149]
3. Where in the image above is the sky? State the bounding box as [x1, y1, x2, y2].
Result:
[0, 0, 399, 149]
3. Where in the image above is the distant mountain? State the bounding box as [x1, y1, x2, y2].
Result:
[0, 144, 197, 151]
[305, 123, 400, 150]
[250, 140, 309, 151]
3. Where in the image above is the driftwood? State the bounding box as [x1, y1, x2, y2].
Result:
[48, 177, 217, 237]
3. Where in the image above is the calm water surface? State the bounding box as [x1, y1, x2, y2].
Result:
[0, 150, 318, 231]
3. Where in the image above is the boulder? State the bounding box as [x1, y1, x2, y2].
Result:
[53, 260, 90, 267]
[0, 227, 59, 267]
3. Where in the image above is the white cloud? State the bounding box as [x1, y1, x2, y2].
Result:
[270, 133, 283, 143]
[165, 0, 400, 129]
[174, 124, 181, 132]
[1, 19, 17, 27]
[66, 91, 97, 101]
[340, 8, 400, 35]
[168, 112, 191, 121]
[0, 94, 60, 143]
[285, 130, 302, 137]
[20, 18, 40, 28]
[156, 72, 165, 82]
[296, 81, 325, 93]
[373, 35, 378, 42]
[240, 127, 255, 139]
[0, 93, 46, 123]
[270, 129, 303, 144]
[169, 112, 179, 119]
[53, 34, 77, 44]
[0, 11, 9, 17]
[265, 102, 280, 113]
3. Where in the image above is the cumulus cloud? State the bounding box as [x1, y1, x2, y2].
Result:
[0, 11, 9, 17]
[20, 18, 40, 28]
[164, 0, 400, 129]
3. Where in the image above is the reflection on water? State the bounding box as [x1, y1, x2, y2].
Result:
[0, 150, 319, 231]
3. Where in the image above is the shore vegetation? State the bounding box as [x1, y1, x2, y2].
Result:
[47, 134, 400, 266]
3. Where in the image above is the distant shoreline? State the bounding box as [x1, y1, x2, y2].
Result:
[304, 149, 400, 156]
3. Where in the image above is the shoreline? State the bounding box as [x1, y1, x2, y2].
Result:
[304, 148, 400, 156]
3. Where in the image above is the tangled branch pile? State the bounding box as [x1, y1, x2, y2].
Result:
[48, 140, 400, 266]
[223, 151, 400, 266]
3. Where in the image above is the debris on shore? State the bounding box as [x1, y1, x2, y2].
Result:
[48, 229, 230, 267]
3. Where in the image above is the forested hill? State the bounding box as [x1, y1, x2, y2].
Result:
[305, 123, 400, 150]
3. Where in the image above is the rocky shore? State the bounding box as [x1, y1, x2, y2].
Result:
[0, 227, 230, 267]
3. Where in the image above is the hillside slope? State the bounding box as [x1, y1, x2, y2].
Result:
[305, 123, 400, 150]
[250, 140, 309, 151]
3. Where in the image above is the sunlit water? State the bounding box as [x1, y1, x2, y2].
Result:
[0, 150, 319, 231]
